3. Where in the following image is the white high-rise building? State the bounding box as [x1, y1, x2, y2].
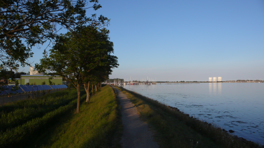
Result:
[218, 77, 222, 81]
[209, 77, 212, 82]
[213, 77, 217, 82]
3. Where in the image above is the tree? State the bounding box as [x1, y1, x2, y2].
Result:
[35, 25, 118, 113]
[0, 0, 106, 69]
[0, 0, 109, 95]
[83, 66, 108, 102]
[82, 27, 118, 103]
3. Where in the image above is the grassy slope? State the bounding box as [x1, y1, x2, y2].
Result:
[0, 89, 77, 133]
[0, 89, 84, 148]
[29, 85, 121, 148]
[117, 87, 261, 148]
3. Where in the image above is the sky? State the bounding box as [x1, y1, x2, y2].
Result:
[23, 0, 264, 81]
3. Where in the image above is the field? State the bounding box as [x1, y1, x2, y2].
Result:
[0, 85, 121, 148]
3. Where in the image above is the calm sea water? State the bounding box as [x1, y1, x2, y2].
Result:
[124, 83, 264, 145]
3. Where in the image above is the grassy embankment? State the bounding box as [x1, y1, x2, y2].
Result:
[116, 87, 262, 148]
[0, 85, 121, 148]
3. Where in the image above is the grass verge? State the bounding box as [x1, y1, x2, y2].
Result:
[116, 87, 262, 148]
[27, 85, 122, 148]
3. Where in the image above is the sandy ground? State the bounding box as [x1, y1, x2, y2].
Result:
[115, 88, 159, 148]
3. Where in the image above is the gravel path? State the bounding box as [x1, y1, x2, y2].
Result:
[115, 88, 159, 148]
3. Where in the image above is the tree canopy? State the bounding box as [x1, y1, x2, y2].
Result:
[35, 25, 118, 113]
[0, 0, 107, 70]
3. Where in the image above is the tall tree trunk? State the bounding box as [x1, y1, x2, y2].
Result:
[76, 84, 80, 113]
[92, 84, 94, 94]
[95, 84, 97, 92]
[97, 83, 100, 91]
[84, 82, 90, 103]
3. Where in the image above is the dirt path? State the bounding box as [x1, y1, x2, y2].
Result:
[114, 88, 159, 148]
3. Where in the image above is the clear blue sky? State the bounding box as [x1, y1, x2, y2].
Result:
[23, 0, 264, 81]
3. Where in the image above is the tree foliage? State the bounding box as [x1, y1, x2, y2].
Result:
[0, 0, 106, 69]
[35, 25, 118, 113]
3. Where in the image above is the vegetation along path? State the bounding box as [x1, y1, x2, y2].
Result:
[114, 87, 159, 148]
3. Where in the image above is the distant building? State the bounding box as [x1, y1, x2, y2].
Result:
[213, 77, 217, 82]
[20, 75, 62, 85]
[30, 67, 43, 75]
[208, 77, 212, 82]
[218, 77, 222, 81]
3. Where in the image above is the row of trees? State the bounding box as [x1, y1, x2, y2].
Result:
[1, 0, 118, 113]
[35, 26, 118, 113]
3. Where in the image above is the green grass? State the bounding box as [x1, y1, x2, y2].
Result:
[26, 85, 122, 148]
[0, 89, 77, 133]
[117, 87, 262, 148]
[0, 88, 85, 148]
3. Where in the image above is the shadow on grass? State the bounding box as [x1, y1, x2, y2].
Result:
[19, 90, 87, 148]
[0, 89, 73, 114]
[24, 108, 76, 148]
[23, 86, 122, 148]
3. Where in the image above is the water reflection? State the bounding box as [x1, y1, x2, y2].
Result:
[218, 83, 222, 94]
[209, 83, 222, 94]
[213, 83, 217, 94]
[209, 83, 212, 93]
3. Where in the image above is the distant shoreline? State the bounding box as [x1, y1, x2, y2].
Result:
[120, 80, 264, 86]
[155, 81, 264, 83]
[122, 81, 264, 84]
